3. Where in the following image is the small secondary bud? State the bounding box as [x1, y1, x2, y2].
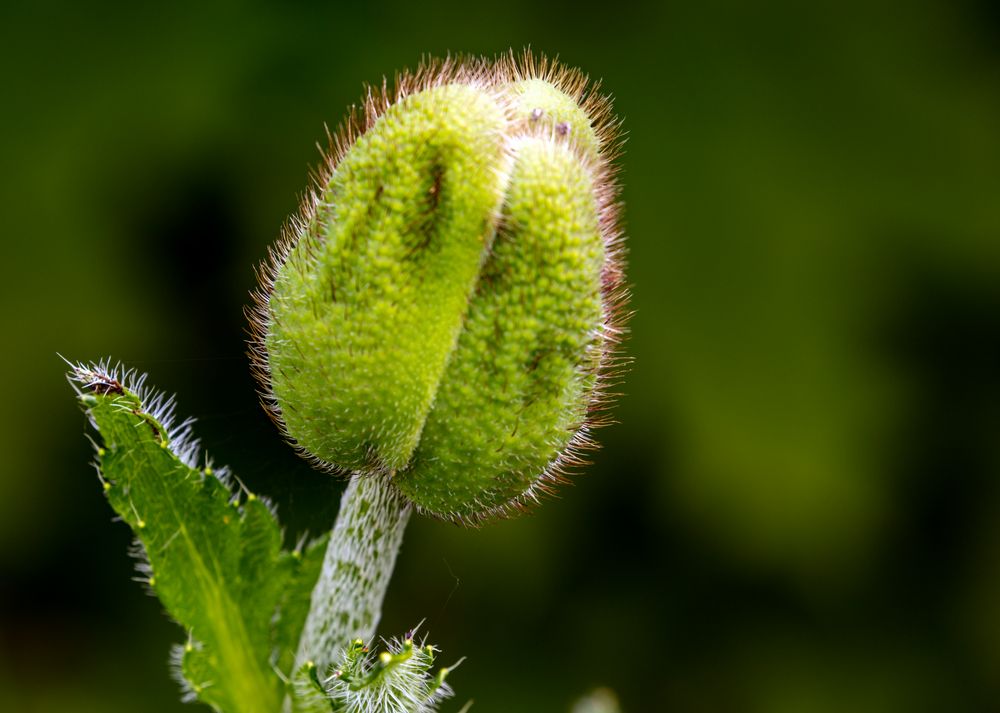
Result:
[250, 52, 627, 523]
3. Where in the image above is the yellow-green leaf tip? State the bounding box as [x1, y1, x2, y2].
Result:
[249, 51, 628, 524]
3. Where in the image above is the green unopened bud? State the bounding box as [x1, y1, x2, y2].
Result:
[250, 53, 627, 522]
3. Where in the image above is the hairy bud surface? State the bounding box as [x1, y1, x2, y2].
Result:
[250, 53, 627, 523]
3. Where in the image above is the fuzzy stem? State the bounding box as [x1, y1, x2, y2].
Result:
[297, 474, 412, 669]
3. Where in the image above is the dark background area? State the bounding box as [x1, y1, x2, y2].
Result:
[1, 1, 999, 711]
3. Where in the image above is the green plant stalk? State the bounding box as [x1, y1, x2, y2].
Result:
[297, 475, 412, 670]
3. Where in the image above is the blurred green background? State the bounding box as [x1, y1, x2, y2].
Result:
[1, 0, 999, 710]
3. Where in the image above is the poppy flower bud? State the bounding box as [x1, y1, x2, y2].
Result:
[250, 53, 626, 523]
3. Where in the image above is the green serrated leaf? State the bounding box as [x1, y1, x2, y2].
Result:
[178, 641, 218, 706]
[290, 662, 337, 713]
[274, 533, 330, 677]
[71, 363, 287, 713]
[325, 636, 455, 713]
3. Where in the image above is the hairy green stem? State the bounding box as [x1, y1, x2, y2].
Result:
[298, 475, 412, 669]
